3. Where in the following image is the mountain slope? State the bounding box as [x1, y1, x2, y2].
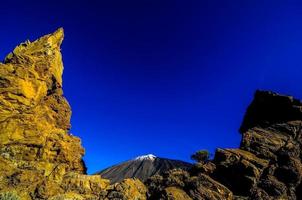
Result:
[96, 154, 192, 183]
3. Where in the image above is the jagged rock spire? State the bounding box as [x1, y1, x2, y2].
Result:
[0, 29, 147, 200]
[4, 28, 64, 87]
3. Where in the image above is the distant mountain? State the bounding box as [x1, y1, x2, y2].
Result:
[95, 154, 192, 183]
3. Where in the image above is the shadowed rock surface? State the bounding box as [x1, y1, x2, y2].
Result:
[145, 91, 302, 200]
[96, 155, 192, 183]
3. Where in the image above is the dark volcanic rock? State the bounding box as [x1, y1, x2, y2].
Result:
[213, 148, 268, 196]
[96, 154, 192, 183]
[216, 90, 302, 199]
[239, 90, 302, 133]
[145, 90, 302, 200]
[146, 169, 233, 200]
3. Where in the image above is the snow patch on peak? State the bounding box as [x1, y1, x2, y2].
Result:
[135, 154, 156, 161]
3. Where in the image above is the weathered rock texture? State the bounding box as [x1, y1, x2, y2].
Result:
[1, 29, 302, 200]
[236, 91, 302, 199]
[0, 29, 146, 200]
[146, 91, 302, 200]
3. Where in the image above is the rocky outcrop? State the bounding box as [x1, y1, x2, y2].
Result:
[236, 91, 302, 199]
[103, 179, 147, 200]
[211, 91, 302, 199]
[0, 29, 147, 200]
[146, 169, 233, 200]
[0, 28, 85, 199]
[146, 91, 302, 200]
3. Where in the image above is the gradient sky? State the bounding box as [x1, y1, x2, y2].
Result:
[1, 0, 302, 174]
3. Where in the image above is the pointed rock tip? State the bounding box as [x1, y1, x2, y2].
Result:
[50, 27, 64, 44]
[3, 28, 66, 86]
[25, 27, 64, 51]
[54, 27, 64, 36]
[38, 27, 64, 48]
[4, 27, 65, 62]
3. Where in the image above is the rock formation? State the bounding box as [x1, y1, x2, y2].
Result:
[213, 91, 302, 199]
[0, 29, 146, 200]
[0, 29, 301, 200]
[146, 91, 302, 200]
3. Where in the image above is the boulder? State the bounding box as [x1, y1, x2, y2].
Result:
[105, 179, 148, 200]
[213, 148, 268, 196]
[165, 187, 192, 200]
[186, 174, 233, 200]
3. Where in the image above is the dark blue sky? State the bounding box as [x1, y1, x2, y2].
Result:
[1, 1, 302, 174]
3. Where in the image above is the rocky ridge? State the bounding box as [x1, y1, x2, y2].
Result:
[0, 29, 301, 199]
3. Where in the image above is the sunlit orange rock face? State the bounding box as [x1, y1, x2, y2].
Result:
[0, 29, 147, 200]
[0, 28, 85, 175]
[0, 28, 82, 198]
